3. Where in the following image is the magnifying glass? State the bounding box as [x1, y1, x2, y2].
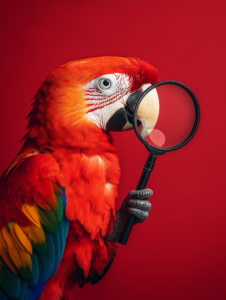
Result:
[119, 80, 200, 245]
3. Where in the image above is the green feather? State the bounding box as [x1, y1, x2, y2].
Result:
[54, 193, 63, 223]
[17, 263, 33, 282]
[37, 208, 58, 234]
[31, 238, 47, 254]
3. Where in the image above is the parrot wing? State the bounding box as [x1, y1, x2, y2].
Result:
[0, 152, 70, 300]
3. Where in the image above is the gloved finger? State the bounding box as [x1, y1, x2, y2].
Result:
[127, 207, 149, 223]
[128, 189, 153, 200]
[124, 199, 152, 212]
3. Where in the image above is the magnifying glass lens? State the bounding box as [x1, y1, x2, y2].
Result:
[138, 84, 196, 149]
[120, 81, 200, 245]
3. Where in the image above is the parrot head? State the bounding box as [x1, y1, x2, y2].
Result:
[25, 56, 159, 151]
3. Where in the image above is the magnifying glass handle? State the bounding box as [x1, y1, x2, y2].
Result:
[119, 153, 157, 245]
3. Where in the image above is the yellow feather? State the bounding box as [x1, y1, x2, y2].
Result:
[1, 227, 32, 275]
[0, 229, 18, 275]
[10, 223, 33, 254]
[1, 226, 15, 248]
[22, 223, 46, 251]
[15, 224, 33, 254]
[22, 204, 41, 228]
[8, 223, 28, 253]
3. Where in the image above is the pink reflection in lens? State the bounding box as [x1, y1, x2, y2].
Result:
[145, 129, 166, 147]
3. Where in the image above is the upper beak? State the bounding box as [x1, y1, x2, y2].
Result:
[125, 84, 159, 138]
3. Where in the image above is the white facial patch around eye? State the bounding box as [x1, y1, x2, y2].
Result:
[82, 73, 133, 130]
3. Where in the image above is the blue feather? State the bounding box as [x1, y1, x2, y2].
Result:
[66, 222, 70, 242]
[52, 229, 61, 276]
[27, 251, 39, 287]
[57, 220, 65, 259]
[58, 217, 70, 260]
[62, 187, 70, 234]
[0, 286, 8, 300]
[64, 215, 70, 244]
[26, 281, 46, 300]
[37, 234, 55, 282]
[35, 281, 46, 299]
[62, 187, 67, 213]
[16, 281, 27, 300]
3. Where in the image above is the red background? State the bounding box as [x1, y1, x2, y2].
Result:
[0, 0, 226, 299]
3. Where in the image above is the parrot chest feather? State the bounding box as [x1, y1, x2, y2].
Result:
[57, 151, 120, 239]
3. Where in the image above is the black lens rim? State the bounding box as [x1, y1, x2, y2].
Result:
[133, 80, 201, 155]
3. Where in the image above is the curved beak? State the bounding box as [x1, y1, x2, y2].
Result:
[106, 84, 159, 134]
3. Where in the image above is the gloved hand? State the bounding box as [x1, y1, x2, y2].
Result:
[106, 189, 153, 242]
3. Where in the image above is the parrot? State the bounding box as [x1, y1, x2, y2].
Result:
[0, 56, 159, 300]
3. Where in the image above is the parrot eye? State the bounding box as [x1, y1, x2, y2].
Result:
[99, 78, 112, 89]
[84, 74, 117, 94]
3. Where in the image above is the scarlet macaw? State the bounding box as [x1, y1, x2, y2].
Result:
[0, 57, 159, 300]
